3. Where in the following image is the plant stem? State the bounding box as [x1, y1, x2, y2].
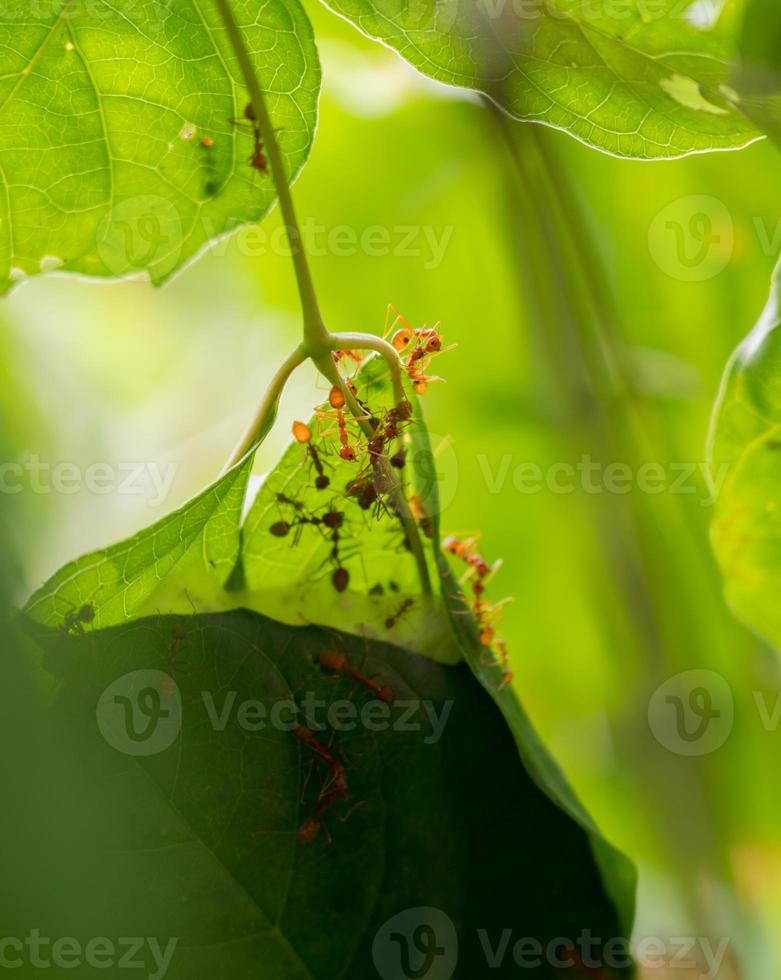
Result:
[222, 344, 307, 472]
[214, 0, 432, 595]
[328, 332, 407, 407]
[314, 354, 433, 595]
[213, 0, 326, 348]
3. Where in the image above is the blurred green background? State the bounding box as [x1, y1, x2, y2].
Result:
[4, 3, 781, 976]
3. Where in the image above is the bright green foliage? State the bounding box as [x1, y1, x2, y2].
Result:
[320, 0, 758, 158]
[240, 355, 459, 663]
[0, 0, 320, 291]
[734, 0, 781, 142]
[24, 453, 254, 629]
[709, 258, 781, 653]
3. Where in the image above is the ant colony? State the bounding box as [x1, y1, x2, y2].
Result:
[267, 305, 451, 600]
[265, 305, 513, 688]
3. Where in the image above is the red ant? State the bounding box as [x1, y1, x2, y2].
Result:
[385, 597, 413, 630]
[319, 649, 394, 703]
[229, 102, 268, 174]
[291, 724, 352, 843]
[293, 420, 330, 489]
[332, 349, 363, 367]
[443, 534, 513, 685]
[166, 621, 189, 672]
[316, 407, 367, 463]
[63, 601, 95, 635]
[383, 305, 452, 394]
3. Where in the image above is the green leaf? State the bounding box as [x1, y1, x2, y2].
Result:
[320, 0, 759, 158]
[0, 0, 320, 291]
[20, 608, 634, 977]
[24, 453, 254, 630]
[708, 256, 781, 652]
[237, 353, 460, 663]
[732, 0, 781, 142]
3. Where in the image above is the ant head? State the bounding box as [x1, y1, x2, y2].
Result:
[377, 685, 395, 704]
[442, 536, 465, 557]
[322, 510, 344, 529]
[315, 474, 330, 490]
[79, 604, 96, 622]
[269, 520, 291, 538]
[414, 380, 428, 395]
[429, 333, 443, 352]
[339, 446, 357, 462]
[392, 328, 413, 352]
[244, 102, 256, 121]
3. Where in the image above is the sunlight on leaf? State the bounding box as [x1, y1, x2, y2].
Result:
[24, 453, 255, 629]
[709, 256, 781, 653]
[320, 0, 758, 158]
[0, 0, 320, 290]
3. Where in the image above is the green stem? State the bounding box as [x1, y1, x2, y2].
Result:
[328, 332, 407, 407]
[213, 0, 326, 348]
[222, 344, 307, 472]
[214, 0, 432, 596]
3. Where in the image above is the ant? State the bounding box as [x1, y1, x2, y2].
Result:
[383, 305, 452, 394]
[345, 472, 381, 515]
[443, 534, 513, 685]
[293, 420, 330, 489]
[384, 597, 413, 631]
[317, 407, 368, 463]
[63, 602, 95, 635]
[291, 723, 353, 843]
[166, 621, 189, 672]
[229, 102, 268, 174]
[199, 136, 220, 197]
[319, 649, 394, 703]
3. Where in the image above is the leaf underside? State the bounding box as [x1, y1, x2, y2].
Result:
[321, 0, 758, 158]
[20, 610, 631, 978]
[0, 0, 320, 291]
